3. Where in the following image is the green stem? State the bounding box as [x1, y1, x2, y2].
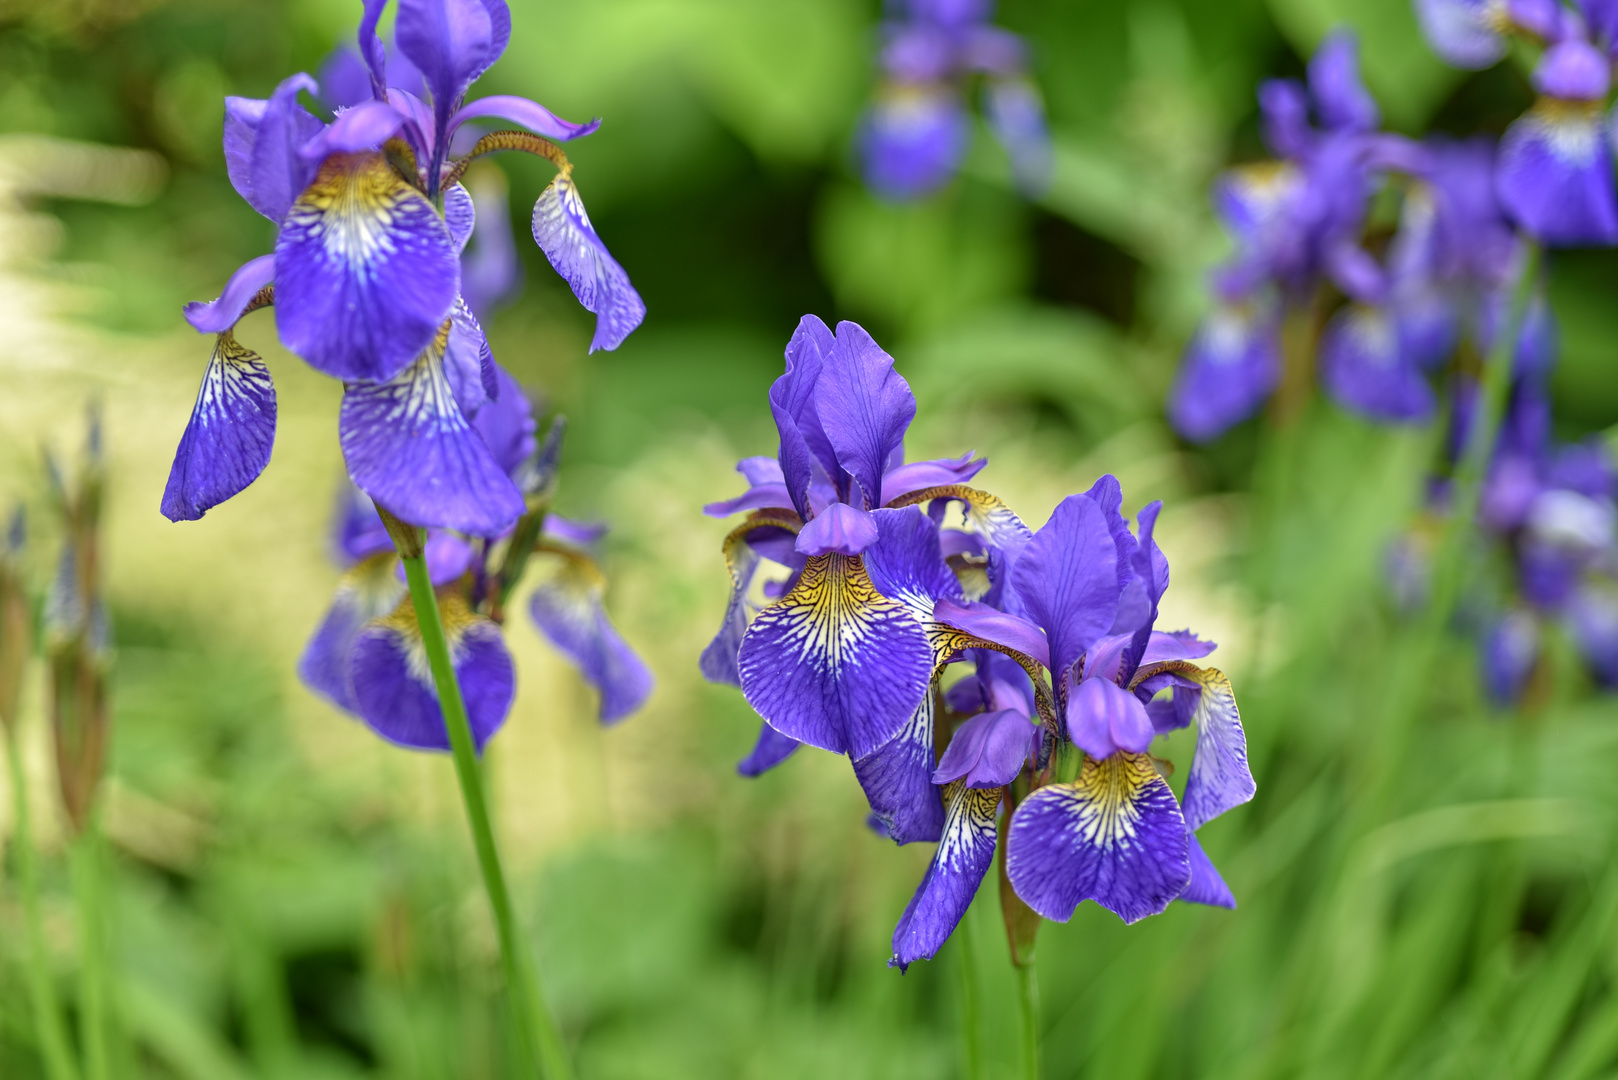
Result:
[1015, 954, 1041, 1080]
[6, 728, 79, 1080]
[71, 820, 109, 1080]
[956, 907, 982, 1080]
[397, 547, 573, 1080]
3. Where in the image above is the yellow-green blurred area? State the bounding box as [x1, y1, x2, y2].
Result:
[3, 0, 1618, 1077]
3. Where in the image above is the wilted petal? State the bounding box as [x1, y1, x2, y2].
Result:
[1179, 833, 1236, 908]
[1010, 493, 1122, 681]
[183, 254, 276, 334]
[449, 95, 600, 142]
[276, 152, 460, 381]
[1496, 101, 1618, 246]
[1006, 753, 1190, 923]
[529, 553, 654, 724]
[1321, 305, 1437, 423]
[531, 174, 645, 352]
[816, 321, 917, 512]
[933, 708, 1034, 788]
[890, 782, 1002, 971]
[737, 720, 800, 776]
[160, 333, 277, 522]
[350, 597, 515, 751]
[1169, 305, 1282, 442]
[298, 553, 405, 713]
[339, 324, 525, 536]
[854, 689, 945, 844]
[738, 553, 932, 758]
[859, 84, 970, 202]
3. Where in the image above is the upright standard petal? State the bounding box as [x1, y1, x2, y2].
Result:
[276, 152, 460, 382]
[351, 598, 515, 751]
[853, 688, 945, 844]
[1010, 493, 1121, 683]
[183, 254, 276, 334]
[890, 782, 1002, 971]
[160, 333, 277, 522]
[298, 553, 406, 713]
[816, 322, 917, 511]
[528, 553, 654, 724]
[229, 73, 323, 223]
[737, 553, 932, 759]
[531, 174, 645, 352]
[1308, 31, 1379, 133]
[339, 323, 525, 536]
[1320, 305, 1437, 423]
[395, 0, 511, 127]
[1496, 102, 1618, 246]
[770, 316, 841, 518]
[1006, 753, 1191, 923]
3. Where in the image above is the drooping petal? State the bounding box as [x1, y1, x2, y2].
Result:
[227, 73, 323, 223]
[815, 322, 917, 512]
[796, 502, 881, 557]
[1180, 833, 1236, 909]
[737, 553, 932, 759]
[862, 507, 962, 619]
[183, 254, 276, 334]
[339, 323, 525, 536]
[395, 0, 511, 135]
[1010, 493, 1122, 683]
[890, 782, 1002, 971]
[1169, 305, 1283, 442]
[350, 595, 515, 751]
[859, 84, 970, 202]
[879, 452, 988, 505]
[1065, 676, 1155, 759]
[933, 708, 1034, 788]
[1006, 753, 1191, 923]
[444, 182, 476, 253]
[298, 553, 405, 713]
[530, 174, 645, 352]
[737, 720, 800, 776]
[1133, 663, 1255, 830]
[449, 95, 600, 142]
[160, 333, 277, 522]
[1496, 101, 1618, 246]
[702, 513, 799, 687]
[528, 552, 653, 724]
[854, 689, 945, 844]
[1320, 305, 1437, 423]
[276, 151, 460, 381]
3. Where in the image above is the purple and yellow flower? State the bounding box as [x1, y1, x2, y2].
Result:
[163, 0, 644, 539]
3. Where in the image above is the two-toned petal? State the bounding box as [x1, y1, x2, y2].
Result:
[528, 552, 654, 724]
[1320, 304, 1437, 423]
[276, 151, 460, 381]
[859, 84, 970, 202]
[339, 322, 525, 536]
[531, 174, 645, 352]
[1134, 663, 1256, 830]
[298, 553, 406, 713]
[1496, 101, 1618, 246]
[1169, 305, 1282, 442]
[1006, 753, 1191, 923]
[737, 553, 932, 758]
[160, 333, 277, 522]
[853, 689, 944, 844]
[351, 595, 515, 751]
[890, 782, 1002, 971]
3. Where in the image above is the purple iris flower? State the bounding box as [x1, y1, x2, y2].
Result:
[299, 377, 652, 751]
[163, 0, 644, 540]
[857, 0, 1050, 200]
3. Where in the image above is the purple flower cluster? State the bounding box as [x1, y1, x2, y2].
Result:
[1169, 29, 1571, 442]
[703, 316, 1255, 968]
[857, 0, 1050, 200]
[162, 0, 643, 536]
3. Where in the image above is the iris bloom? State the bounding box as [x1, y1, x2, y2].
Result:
[857, 0, 1051, 200]
[163, 0, 644, 539]
[300, 371, 652, 751]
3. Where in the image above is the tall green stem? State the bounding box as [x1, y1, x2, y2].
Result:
[1015, 954, 1041, 1080]
[956, 906, 982, 1080]
[396, 545, 572, 1080]
[6, 728, 79, 1080]
[71, 819, 109, 1080]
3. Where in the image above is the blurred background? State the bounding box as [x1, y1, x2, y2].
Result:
[2, 0, 1618, 1077]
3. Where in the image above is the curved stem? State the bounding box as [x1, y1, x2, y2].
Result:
[397, 546, 573, 1080]
[71, 819, 110, 1080]
[956, 907, 982, 1080]
[6, 728, 80, 1080]
[1015, 953, 1042, 1080]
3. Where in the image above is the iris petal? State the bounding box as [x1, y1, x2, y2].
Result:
[738, 553, 932, 759]
[183, 254, 276, 334]
[1180, 833, 1236, 909]
[338, 322, 525, 536]
[815, 321, 917, 512]
[1320, 305, 1437, 422]
[862, 507, 962, 619]
[395, 0, 510, 130]
[1010, 493, 1122, 682]
[297, 553, 405, 713]
[531, 174, 645, 352]
[350, 597, 515, 751]
[528, 553, 654, 724]
[1133, 662, 1255, 830]
[1496, 101, 1618, 246]
[160, 333, 277, 522]
[879, 452, 988, 505]
[1006, 753, 1190, 923]
[1169, 305, 1283, 442]
[889, 782, 1001, 971]
[859, 84, 970, 202]
[702, 519, 768, 688]
[449, 95, 601, 142]
[276, 151, 459, 382]
[737, 721, 801, 776]
[853, 687, 944, 844]
[444, 182, 476, 253]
